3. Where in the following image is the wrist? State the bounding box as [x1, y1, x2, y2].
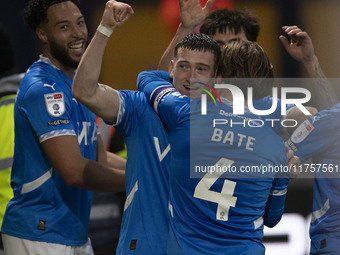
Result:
[178, 23, 196, 34]
[97, 24, 114, 37]
[303, 54, 318, 67]
[303, 55, 319, 77]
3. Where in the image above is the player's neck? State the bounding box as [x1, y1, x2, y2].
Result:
[41, 51, 76, 80]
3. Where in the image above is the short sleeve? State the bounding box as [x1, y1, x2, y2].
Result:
[19, 79, 75, 142]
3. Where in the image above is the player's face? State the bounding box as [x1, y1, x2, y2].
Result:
[43, 1, 88, 69]
[212, 29, 248, 47]
[169, 48, 216, 97]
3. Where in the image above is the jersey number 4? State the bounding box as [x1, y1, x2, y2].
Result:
[193, 158, 237, 221]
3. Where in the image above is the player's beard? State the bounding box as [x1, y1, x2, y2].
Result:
[49, 38, 88, 69]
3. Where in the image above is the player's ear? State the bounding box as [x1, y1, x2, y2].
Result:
[168, 60, 174, 78]
[36, 27, 48, 44]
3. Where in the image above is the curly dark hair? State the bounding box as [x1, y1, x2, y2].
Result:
[175, 33, 221, 71]
[200, 8, 260, 42]
[23, 0, 80, 30]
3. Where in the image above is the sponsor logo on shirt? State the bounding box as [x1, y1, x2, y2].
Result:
[44, 92, 65, 117]
[291, 119, 314, 143]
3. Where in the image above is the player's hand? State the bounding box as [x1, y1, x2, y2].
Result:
[279, 25, 317, 67]
[101, 0, 134, 30]
[179, 0, 215, 29]
[285, 145, 300, 178]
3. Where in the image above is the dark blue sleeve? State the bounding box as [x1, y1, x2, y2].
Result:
[137, 71, 172, 94]
[263, 178, 289, 228]
[136, 70, 189, 132]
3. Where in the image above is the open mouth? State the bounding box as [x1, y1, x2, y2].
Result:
[69, 40, 84, 52]
[69, 43, 83, 50]
[68, 41, 85, 57]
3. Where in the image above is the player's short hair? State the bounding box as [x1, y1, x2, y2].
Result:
[200, 8, 260, 42]
[218, 38, 274, 99]
[23, 0, 80, 30]
[174, 33, 221, 71]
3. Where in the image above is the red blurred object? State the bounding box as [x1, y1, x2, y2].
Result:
[159, 0, 233, 34]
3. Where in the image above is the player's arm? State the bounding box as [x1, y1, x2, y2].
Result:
[284, 106, 317, 132]
[137, 70, 185, 130]
[106, 151, 126, 171]
[285, 106, 318, 137]
[137, 70, 175, 113]
[73, 0, 134, 123]
[255, 97, 316, 138]
[285, 145, 300, 178]
[287, 104, 340, 161]
[279, 25, 338, 110]
[42, 135, 125, 192]
[264, 178, 289, 228]
[137, 70, 173, 95]
[96, 133, 126, 171]
[158, 0, 214, 71]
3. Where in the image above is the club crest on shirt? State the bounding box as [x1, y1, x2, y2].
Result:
[44, 92, 65, 117]
[291, 119, 314, 143]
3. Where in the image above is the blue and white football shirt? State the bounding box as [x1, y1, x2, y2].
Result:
[1, 56, 97, 245]
[287, 103, 340, 255]
[138, 71, 289, 255]
[113, 90, 170, 255]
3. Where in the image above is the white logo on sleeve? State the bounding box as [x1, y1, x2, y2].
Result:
[43, 83, 56, 91]
[44, 92, 65, 117]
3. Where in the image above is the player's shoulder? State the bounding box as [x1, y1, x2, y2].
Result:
[118, 90, 148, 105]
[18, 79, 70, 118]
[21, 61, 62, 89]
[316, 103, 340, 121]
[117, 90, 158, 121]
[21, 77, 67, 101]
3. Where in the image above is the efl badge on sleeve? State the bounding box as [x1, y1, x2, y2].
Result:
[44, 92, 65, 117]
[291, 119, 314, 143]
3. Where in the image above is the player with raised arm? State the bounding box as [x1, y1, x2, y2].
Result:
[159, 0, 333, 118]
[73, 1, 172, 254]
[138, 35, 290, 254]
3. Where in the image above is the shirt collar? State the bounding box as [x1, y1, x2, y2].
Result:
[38, 55, 60, 70]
